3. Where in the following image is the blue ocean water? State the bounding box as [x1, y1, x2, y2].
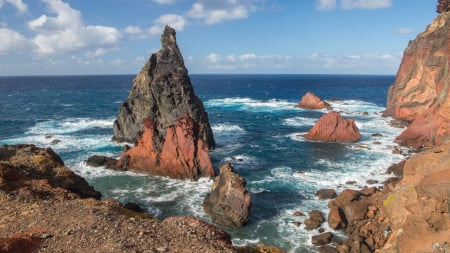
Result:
[0, 74, 406, 252]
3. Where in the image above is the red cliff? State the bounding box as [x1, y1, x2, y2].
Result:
[304, 111, 361, 142]
[385, 12, 450, 148]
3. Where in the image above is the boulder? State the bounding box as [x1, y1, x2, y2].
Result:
[86, 155, 122, 171]
[315, 188, 337, 200]
[295, 92, 332, 110]
[304, 210, 325, 230]
[203, 163, 251, 227]
[334, 189, 361, 207]
[328, 206, 347, 229]
[311, 232, 334, 246]
[384, 12, 450, 148]
[112, 26, 215, 180]
[304, 111, 361, 142]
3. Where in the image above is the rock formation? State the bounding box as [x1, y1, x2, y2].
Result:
[384, 12, 450, 148]
[112, 26, 215, 179]
[295, 92, 332, 110]
[0, 144, 101, 199]
[304, 111, 361, 142]
[203, 163, 251, 227]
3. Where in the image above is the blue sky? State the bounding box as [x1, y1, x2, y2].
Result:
[0, 0, 437, 75]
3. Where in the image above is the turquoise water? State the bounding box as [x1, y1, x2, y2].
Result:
[0, 74, 407, 252]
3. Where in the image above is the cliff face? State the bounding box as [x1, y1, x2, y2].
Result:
[113, 26, 215, 179]
[385, 12, 450, 148]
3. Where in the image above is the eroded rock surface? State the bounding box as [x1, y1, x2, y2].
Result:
[112, 26, 215, 179]
[203, 163, 251, 227]
[295, 92, 332, 110]
[384, 12, 450, 148]
[304, 111, 361, 142]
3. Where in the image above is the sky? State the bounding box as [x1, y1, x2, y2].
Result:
[0, 0, 438, 76]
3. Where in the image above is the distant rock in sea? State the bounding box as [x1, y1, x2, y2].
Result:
[295, 92, 332, 110]
[304, 111, 361, 142]
[112, 26, 215, 180]
[203, 162, 251, 227]
[384, 12, 450, 148]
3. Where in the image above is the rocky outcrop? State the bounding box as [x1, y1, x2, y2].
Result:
[304, 111, 361, 142]
[384, 12, 450, 148]
[203, 163, 251, 227]
[112, 26, 215, 179]
[0, 144, 101, 199]
[295, 92, 332, 110]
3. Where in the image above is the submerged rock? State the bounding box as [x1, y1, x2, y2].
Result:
[384, 12, 450, 148]
[112, 26, 215, 180]
[295, 92, 332, 110]
[304, 111, 361, 142]
[203, 163, 251, 227]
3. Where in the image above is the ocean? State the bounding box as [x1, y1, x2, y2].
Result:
[0, 74, 406, 252]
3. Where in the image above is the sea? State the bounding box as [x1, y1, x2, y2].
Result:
[0, 74, 407, 252]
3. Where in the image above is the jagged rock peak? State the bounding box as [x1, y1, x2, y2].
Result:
[112, 26, 215, 180]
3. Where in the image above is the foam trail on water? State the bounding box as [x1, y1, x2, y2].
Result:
[206, 97, 297, 112]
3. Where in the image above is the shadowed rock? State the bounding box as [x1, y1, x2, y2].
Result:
[203, 163, 251, 227]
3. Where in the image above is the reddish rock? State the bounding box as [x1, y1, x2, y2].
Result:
[384, 12, 450, 148]
[118, 115, 214, 179]
[295, 92, 332, 110]
[328, 206, 347, 229]
[304, 210, 325, 230]
[315, 188, 337, 200]
[343, 199, 368, 222]
[304, 111, 361, 142]
[203, 163, 251, 227]
[334, 189, 361, 207]
[311, 232, 334, 246]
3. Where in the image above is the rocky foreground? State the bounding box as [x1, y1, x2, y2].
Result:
[0, 144, 279, 253]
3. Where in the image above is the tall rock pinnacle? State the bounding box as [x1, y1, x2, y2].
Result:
[113, 26, 215, 179]
[384, 12, 450, 148]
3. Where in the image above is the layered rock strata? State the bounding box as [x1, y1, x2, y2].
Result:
[295, 92, 332, 110]
[304, 111, 361, 142]
[384, 12, 450, 148]
[112, 26, 215, 179]
[203, 163, 251, 227]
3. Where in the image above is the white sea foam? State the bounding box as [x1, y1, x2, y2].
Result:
[283, 116, 318, 127]
[205, 97, 296, 112]
[26, 117, 114, 135]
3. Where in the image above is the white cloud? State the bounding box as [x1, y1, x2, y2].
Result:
[316, 0, 392, 11]
[206, 53, 220, 63]
[394, 27, 413, 35]
[316, 0, 337, 11]
[186, 1, 253, 25]
[0, 0, 28, 14]
[204, 52, 292, 71]
[149, 14, 186, 36]
[153, 0, 176, 4]
[28, 0, 121, 55]
[341, 0, 392, 10]
[0, 28, 29, 54]
[124, 25, 143, 34]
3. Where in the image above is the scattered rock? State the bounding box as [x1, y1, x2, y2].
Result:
[392, 148, 401, 154]
[304, 210, 325, 230]
[334, 189, 361, 207]
[365, 179, 378, 185]
[311, 232, 333, 246]
[203, 163, 251, 227]
[360, 187, 377, 196]
[124, 202, 144, 213]
[50, 139, 61, 145]
[371, 133, 383, 137]
[295, 92, 332, 110]
[86, 155, 122, 171]
[372, 141, 382, 145]
[315, 189, 337, 200]
[293, 211, 306, 217]
[318, 245, 338, 253]
[304, 111, 361, 143]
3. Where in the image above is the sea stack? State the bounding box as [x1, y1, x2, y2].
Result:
[113, 26, 215, 180]
[295, 92, 332, 110]
[304, 111, 361, 142]
[384, 12, 450, 148]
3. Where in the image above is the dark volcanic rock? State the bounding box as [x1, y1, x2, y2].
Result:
[86, 155, 122, 171]
[112, 26, 215, 179]
[304, 111, 361, 143]
[203, 163, 251, 227]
